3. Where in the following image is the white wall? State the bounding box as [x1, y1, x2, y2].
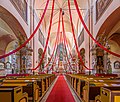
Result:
[0, 0, 30, 37]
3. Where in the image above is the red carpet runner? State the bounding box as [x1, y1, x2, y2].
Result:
[46, 75, 75, 102]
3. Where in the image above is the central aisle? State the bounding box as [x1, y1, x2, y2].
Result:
[46, 75, 75, 102]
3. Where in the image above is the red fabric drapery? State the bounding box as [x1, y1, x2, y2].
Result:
[62, 16, 78, 66]
[68, 0, 93, 70]
[44, 9, 62, 68]
[74, 0, 120, 58]
[0, 0, 50, 59]
[31, 0, 55, 70]
[62, 14, 74, 72]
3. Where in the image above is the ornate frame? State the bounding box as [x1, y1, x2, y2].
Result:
[114, 61, 120, 69]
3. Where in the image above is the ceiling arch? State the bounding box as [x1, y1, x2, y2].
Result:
[34, 0, 88, 48]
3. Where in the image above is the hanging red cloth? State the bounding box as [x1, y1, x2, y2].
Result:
[73, 0, 120, 58]
[62, 14, 75, 72]
[44, 9, 62, 68]
[0, 0, 50, 59]
[68, 0, 93, 70]
[31, 0, 55, 70]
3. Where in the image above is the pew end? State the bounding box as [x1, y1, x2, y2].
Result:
[101, 87, 120, 102]
[0, 86, 28, 102]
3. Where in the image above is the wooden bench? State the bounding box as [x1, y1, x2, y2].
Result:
[17, 75, 56, 97]
[83, 81, 120, 102]
[0, 86, 28, 102]
[16, 77, 46, 98]
[95, 86, 120, 102]
[66, 74, 120, 102]
[1, 80, 39, 102]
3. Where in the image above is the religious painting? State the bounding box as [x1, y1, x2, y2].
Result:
[97, 56, 103, 66]
[114, 61, 120, 69]
[6, 62, 11, 69]
[39, 29, 45, 47]
[0, 62, 5, 69]
[0, 58, 5, 63]
[78, 29, 84, 47]
[96, 0, 113, 21]
[10, 0, 27, 21]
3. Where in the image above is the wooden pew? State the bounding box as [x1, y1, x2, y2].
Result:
[17, 77, 46, 98]
[1, 80, 39, 102]
[65, 74, 86, 99]
[0, 86, 28, 102]
[17, 74, 56, 98]
[1, 74, 56, 102]
[66, 74, 120, 102]
[83, 81, 120, 102]
[95, 87, 120, 102]
[24, 74, 56, 90]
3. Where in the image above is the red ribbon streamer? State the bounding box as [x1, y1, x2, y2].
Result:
[49, 27, 62, 71]
[62, 17, 78, 66]
[31, 0, 55, 70]
[74, 0, 120, 58]
[44, 9, 62, 68]
[0, 0, 50, 59]
[68, 0, 93, 70]
[62, 15, 73, 71]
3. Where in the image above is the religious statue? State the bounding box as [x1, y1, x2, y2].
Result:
[107, 58, 112, 73]
[92, 58, 97, 69]
[105, 41, 110, 49]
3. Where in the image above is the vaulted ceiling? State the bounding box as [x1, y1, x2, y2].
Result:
[34, 0, 88, 48]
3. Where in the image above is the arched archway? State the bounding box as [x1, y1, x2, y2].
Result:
[0, 6, 29, 74]
[94, 6, 120, 74]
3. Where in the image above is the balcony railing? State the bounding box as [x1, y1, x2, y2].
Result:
[10, 0, 27, 22]
[96, 0, 113, 21]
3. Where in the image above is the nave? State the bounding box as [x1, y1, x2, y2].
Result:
[0, 0, 120, 102]
[1, 73, 120, 102]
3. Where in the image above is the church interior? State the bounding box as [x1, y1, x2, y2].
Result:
[0, 0, 120, 102]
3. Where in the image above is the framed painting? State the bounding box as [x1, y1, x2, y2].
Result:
[114, 61, 120, 69]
